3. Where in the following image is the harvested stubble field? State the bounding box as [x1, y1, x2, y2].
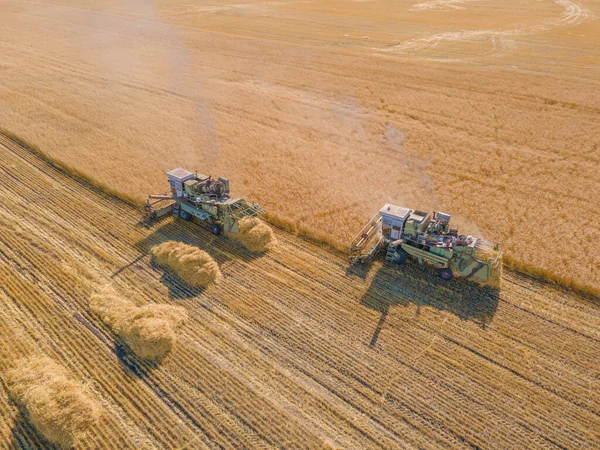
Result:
[0, 0, 599, 293]
[0, 133, 599, 448]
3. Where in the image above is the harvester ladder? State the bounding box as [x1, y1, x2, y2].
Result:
[173, 202, 181, 218]
[385, 245, 397, 263]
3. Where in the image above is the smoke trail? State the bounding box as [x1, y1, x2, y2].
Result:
[195, 85, 218, 174]
[384, 123, 438, 211]
[334, 96, 367, 142]
[165, 27, 218, 173]
[75, 0, 218, 171]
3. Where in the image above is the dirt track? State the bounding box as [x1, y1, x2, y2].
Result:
[0, 133, 598, 448]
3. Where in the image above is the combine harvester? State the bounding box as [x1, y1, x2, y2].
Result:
[144, 168, 264, 236]
[350, 204, 502, 282]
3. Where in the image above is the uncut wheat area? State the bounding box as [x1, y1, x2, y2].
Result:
[0, 0, 599, 292]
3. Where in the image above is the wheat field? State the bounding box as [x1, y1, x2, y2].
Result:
[0, 0, 599, 292]
[0, 129, 599, 447]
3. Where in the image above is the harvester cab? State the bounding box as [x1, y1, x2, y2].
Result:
[144, 168, 264, 236]
[350, 204, 502, 283]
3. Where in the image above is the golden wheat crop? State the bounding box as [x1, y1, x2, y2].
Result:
[228, 218, 276, 253]
[151, 241, 222, 287]
[4, 356, 101, 448]
[0, 0, 598, 292]
[90, 289, 188, 361]
[0, 134, 598, 449]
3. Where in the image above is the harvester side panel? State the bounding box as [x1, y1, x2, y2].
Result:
[401, 244, 449, 268]
[180, 202, 212, 221]
[153, 203, 175, 219]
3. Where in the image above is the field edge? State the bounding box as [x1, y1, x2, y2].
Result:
[2, 127, 598, 301]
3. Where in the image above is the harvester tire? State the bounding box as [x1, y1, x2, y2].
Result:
[210, 223, 221, 236]
[392, 248, 408, 265]
[180, 210, 192, 221]
[440, 268, 453, 280]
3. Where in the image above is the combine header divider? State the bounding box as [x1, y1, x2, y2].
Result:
[350, 213, 384, 264]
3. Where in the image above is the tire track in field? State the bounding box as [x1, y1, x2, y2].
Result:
[390, 0, 593, 59]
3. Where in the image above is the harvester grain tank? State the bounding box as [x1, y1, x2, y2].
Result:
[350, 204, 502, 282]
[144, 168, 264, 236]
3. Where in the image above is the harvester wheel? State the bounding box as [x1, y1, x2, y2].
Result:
[440, 268, 453, 280]
[180, 210, 192, 221]
[392, 248, 407, 265]
[210, 223, 221, 236]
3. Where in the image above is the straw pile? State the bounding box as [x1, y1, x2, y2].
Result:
[230, 218, 275, 253]
[151, 241, 222, 287]
[4, 356, 100, 448]
[89, 291, 188, 361]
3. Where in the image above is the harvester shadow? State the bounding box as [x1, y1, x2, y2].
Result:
[10, 408, 60, 449]
[155, 267, 206, 300]
[110, 253, 146, 279]
[355, 260, 500, 347]
[113, 341, 157, 380]
[345, 263, 370, 280]
[113, 218, 264, 299]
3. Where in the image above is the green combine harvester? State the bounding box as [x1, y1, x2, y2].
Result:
[350, 204, 502, 282]
[144, 168, 264, 236]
